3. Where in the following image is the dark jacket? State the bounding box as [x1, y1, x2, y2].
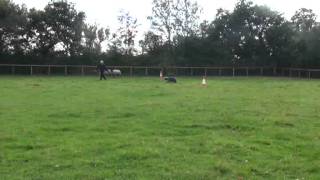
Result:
[97, 64, 107, 72]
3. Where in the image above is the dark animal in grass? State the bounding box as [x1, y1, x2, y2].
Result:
[164, 77, 177, 83]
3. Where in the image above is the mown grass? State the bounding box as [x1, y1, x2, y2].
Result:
[0, 76, 319, 179]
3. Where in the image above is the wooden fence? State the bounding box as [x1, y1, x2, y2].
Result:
[1, 64, 320, 78]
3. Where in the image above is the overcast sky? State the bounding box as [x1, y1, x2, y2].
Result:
[12, 0, 320, 41]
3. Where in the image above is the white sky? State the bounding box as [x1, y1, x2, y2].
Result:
[12, 0, 320, 42]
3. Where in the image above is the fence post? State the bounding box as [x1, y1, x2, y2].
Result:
[260, 67, 264, 76]
[298, 70, 301, 78]
[30, 65, 33, 76]
[11, 65, 15, 75]
[145, 67, 148, 76]
[65, 65, 68, 76]
[81, 66, 84, 76]
[190, 68, 194, 76]
[219, 68, 222, 76]
[205, 68, 208, 77]
[273, 67, 277, 76]
[289, 69, 292, 77]
[48, 65, 51, 76]
[232, 67, 235, 77]
[246, 67, 249, 77]
[130, 66, 133, 76]
[308, 71, 311, 79]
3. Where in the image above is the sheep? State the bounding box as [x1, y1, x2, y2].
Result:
[112, 69, 122, 76]
[104, 69, 122, 76]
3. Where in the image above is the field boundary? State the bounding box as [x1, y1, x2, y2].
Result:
[1, 64, 320, 78]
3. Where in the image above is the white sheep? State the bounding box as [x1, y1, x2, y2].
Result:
[104, 69, 122, 76]
[112, 69, 122, 76]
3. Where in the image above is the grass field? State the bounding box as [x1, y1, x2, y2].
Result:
[0, 76, 320, 179]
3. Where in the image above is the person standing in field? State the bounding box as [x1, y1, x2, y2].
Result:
[97, 60, 107, 80]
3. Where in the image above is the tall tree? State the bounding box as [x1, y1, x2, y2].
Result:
[199, 20, 209, 39]
[290, 9, 318, 67]
[28, 0, 85, 56]
[139, 31, 163, 55]
[117, 10, 139, 55]
[44, 0, 85, 56]
[174, 0, 201, 37]
[265, 21, 295, 67]
[83, 24, 109, 54]
[250, 5, 288, 65]
[28, 8, 57, 56]
[149, 0, 176, 47]
[0, 0, 29, 55]
[83, 24, 98, 54]
[292, 8, 317, 32]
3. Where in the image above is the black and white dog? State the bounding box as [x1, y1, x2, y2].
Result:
[164, 76, 177, 83]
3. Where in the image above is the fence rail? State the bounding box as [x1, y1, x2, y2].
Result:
[1, 64, 320, 79]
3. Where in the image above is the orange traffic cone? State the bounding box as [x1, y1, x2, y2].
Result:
[202, 76, 207, 87]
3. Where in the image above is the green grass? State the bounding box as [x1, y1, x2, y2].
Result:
[0, 76, 320, 179]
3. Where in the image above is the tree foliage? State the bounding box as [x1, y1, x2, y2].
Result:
[117, 10, 139, 55]
[0, 0, 28, 54]
[1, 0, 320, 68]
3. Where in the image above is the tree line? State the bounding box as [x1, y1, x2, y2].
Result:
[1, 0, 320, 68]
